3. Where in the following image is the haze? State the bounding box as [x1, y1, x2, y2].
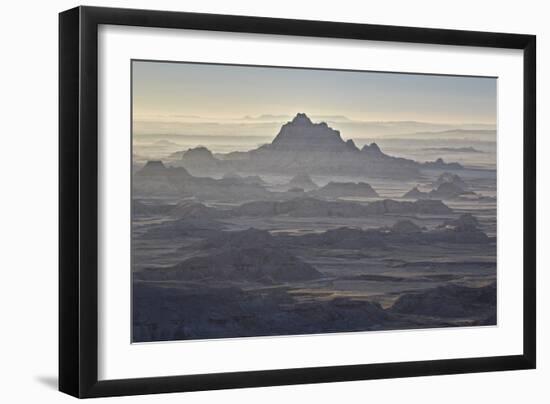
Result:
[132, 60, 497, 139]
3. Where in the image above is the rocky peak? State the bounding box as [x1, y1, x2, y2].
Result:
[346, 139, 358, 150]
[423, 157, 464, 170]
[137, 160, 167, 176]
[402, 186, 428, 199]
[180, 147, 220, 173]
[136, 160, 191, 178]
[361, 142, 384, 156]
[144, 160, 165, 169]
[429, 181, 470, 199]
[440, 213, 480, 232]
[288, 173, 318, 190]
[290, 112, 313, 125]
[369, 142, 381, 152]
[268, 113, 359, 152]
[182, 146, 215, 160]
[434, 172, 468, 190]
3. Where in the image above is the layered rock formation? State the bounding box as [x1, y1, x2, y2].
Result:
[245, 114, 421, 177]
[135, 228, 321, 284]
[222, 172, 267, 186]
[265, 113, 356, 152]
[402, 173, 474, 200]
[402, 186, 429, 199]
[231, 197, 452, 217]
[136, 160, 191, 178]
[313, 181, 379, 198]
[287, 173, 318, 190]
[173, 113, 457, 179]
[429, 181, 474, 199]
[422, 158, 463, 170]
[390, 282, 496, 319]
[434, 172, 468, 189]
[178, 146, 220, 175]
[134, 160, 272, 201]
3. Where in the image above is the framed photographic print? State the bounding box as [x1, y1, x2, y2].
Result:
[59, 6, 536, 398]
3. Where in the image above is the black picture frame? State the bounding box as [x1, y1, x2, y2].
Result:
[59, 5, 536, 398]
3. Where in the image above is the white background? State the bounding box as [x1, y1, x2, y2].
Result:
[0, 0, 547, 403]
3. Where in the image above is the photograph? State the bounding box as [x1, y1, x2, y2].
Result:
[0, 1, 542, 401]
[131, 60, 498, 343]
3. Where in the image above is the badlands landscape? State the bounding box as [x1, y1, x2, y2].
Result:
[132, 113, 497, 342]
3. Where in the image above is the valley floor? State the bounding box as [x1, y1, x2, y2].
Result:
[132, 168, 497, 342]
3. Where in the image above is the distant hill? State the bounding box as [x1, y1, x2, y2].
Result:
[287, 173, 318, 190]
[135, 228, 321, 284]
[134, 160, 271, 201]
[402, 187, 428, 200]
[423, 146, 484, 153]
[222, 172, 267, 186]
[313, 181, 379, 198]
[401, 173, 476, 201]
[391, 282, 496, 318]
[231, 197, 452, 218]
[433, 172, 468, 189]
[135, 160, 191, 178]
[422, 158, 463, 170]
[394, 128, 496, 141]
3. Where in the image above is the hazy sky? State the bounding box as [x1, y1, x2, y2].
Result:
[132, 60, 497, 130]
